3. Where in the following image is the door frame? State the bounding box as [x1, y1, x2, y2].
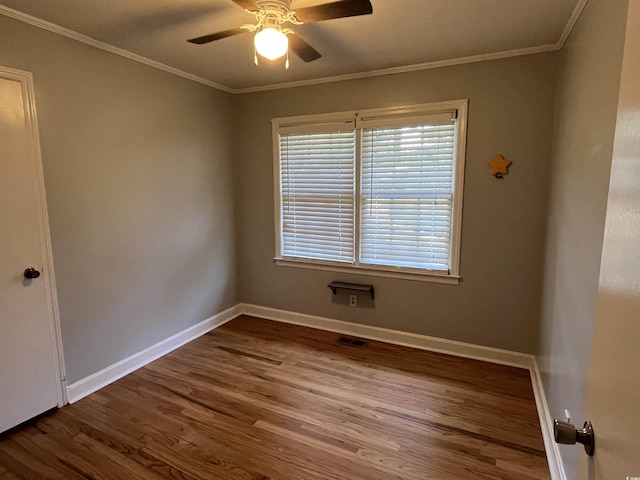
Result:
[1, 65, 67, 407]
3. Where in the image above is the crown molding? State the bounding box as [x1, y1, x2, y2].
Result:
[235, 0, 589, 94]
[0, 5, 233, 93]
[233, 43, 558, 94]
[1, 1, 587, 94]
[556, 0, 589, 49]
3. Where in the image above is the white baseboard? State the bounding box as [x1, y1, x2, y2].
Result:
[240, 303, 564, 479]
[65, 304, 242, 403]
[530, 358, 567, 480]
[239, 303, 535, 369]
[64, 301, 564, 479]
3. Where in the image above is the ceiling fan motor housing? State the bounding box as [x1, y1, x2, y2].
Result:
[187, 0, 373, 64]
[254, 0, 292, 17]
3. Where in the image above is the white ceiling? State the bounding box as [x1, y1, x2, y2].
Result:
[1, 0, 583, 92]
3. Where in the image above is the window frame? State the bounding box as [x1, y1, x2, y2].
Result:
[272, 99, 468, 285]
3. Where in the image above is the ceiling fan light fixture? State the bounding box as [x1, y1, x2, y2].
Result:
[254, 27, 288, 60]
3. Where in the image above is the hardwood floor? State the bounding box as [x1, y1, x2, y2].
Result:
[0, 315, 551, 479]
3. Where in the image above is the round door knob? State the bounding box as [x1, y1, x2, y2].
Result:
[24, 267, 41, 279]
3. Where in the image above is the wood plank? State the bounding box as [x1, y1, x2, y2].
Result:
[0, 315, 550, 479]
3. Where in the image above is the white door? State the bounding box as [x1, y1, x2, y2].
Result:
[579, 2, 640, 478]
[0, 67, 64, 433]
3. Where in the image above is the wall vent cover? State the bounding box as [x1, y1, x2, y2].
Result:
[337, 336, 368, 348]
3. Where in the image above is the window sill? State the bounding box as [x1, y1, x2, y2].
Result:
[274, 258, 460, 285]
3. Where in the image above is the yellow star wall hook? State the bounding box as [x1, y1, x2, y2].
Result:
[489, 154, 512, 179]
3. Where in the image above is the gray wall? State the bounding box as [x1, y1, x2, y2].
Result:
[0, 16, 238, 384]
[4, 2, 622, 409]
[537, 0, 628, 475]
[233, 53, 557, 353]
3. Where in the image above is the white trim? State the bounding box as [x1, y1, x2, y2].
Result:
[240, 303, 564, 477]
[65, 305, 242, 403]
[1, 2, 586, 95]
[272, 99, 467, 284]
[236, 2, 588, 94]
[0, 5, 232, 94]
[557, 0, 589, 49]
[530, 358, 567, 480]
[239, 303, 534, 368]
[0, 65, 69, 407]
[62, 300, 563, 477]
[24, 70, 68, 407]
[449, 100, 467, 278]
[273, 101, 463, 129]
[274, 258, 460, 285]
[233, 44, 558, 93]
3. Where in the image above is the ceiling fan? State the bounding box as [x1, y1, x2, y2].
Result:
[187, 0, 373, 67]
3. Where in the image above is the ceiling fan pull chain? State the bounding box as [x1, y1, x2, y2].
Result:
[285, 49, 290, 69]
[254, 46, 259, 66]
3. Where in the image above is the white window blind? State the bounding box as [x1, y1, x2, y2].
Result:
[279, 127, 355, 263]
[360, 115, 456, 271]
[273, 101, 467, 282]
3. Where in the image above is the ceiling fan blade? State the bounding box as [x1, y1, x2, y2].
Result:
[293, 0, 373, 23]
[188, 27, 247, 44]
[289, 33, 322, 62]
[230, 0, 260, 12]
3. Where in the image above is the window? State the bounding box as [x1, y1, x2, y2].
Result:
[273, 100, 467, 284]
